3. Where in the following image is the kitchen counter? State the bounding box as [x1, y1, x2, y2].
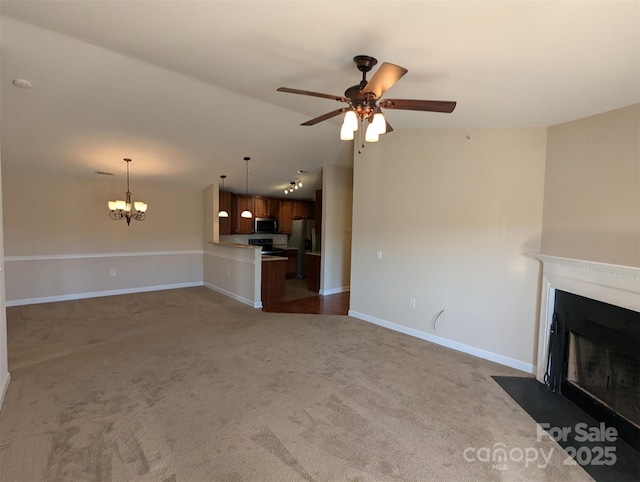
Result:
[261, 254, 288, 261]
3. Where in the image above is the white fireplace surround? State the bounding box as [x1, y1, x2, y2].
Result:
[533, 254, 640, 383]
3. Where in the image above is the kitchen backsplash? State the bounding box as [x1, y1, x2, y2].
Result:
[220, 234, 289, 246]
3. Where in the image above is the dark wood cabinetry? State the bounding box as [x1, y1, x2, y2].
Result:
[219, 191, 315, 236]
[282, 248, 298, 279]
[261, 259, 286, 305]
[219, 190, 232, 236]
[306, 253, 321, 292]
[278, 199, 293, 233]
[232, 195, 254, 234]
[292, 200, 305, 220]
[315, 189, 322, 238]
[255, 196, 277, 218]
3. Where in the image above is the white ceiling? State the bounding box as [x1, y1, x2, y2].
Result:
[1, 1, 638, 197]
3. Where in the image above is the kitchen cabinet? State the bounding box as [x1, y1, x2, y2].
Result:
[261, 257, 286, 305]
[292, 200, 315, 220]
[304, 201, 315, 219]
[315, 189, 322, 238]
[292, 200, 305, 220]
[255, 196, 278, 218]
[306, 253, 321, 292]
[278, 199, 293, 233]
[219, 190, 232, 236]
[232, 194, 254, 234]
[281, 248, 298, 279]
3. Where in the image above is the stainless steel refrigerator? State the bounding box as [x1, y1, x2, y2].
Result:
[288, 219, 316, 279]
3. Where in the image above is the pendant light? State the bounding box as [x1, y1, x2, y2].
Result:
[240, 156, 253, 219]
[218, 175, 229, 218]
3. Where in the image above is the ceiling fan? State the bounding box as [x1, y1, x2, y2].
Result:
[277, 55, 456, 151]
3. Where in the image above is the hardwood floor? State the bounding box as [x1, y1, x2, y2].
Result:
[262, 280, 350, 315]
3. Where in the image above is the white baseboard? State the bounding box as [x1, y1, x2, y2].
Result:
[0, 372, 10, 410]
[5, 282, 203, 307]
[348, 310, 535, 374]
[319, 286, 350, 296]
[203, 282, 261, 309]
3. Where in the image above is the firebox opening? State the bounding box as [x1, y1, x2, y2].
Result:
[547, 290, 640, 450]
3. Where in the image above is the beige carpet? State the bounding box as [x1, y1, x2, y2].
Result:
[0, 287, 592, 481]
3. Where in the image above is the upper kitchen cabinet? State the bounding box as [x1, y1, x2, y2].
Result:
[255, 196, 278, 218]
[292, 200, 315, 220]
[219, 190, 232, 236]
[278, 199, 293, 233]
[232, 194, 254, 234]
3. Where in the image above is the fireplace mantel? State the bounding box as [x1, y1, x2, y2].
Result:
[532, 254, 640, 383]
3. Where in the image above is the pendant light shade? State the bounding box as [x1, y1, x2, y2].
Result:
[240, 157, 253, 218]
[218, 175, 229, 218]
[372, 111, 386, 135]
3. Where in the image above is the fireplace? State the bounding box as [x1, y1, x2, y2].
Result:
[546, 290, 639, 449]
[534, 255, 640, 448]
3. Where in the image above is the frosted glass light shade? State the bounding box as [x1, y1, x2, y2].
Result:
[115, 200, 126, 210]
[340, 123, 354, 141]
[372, 112, 386, 134]
[108, 201, 117, 210]
[365, 123, 379, 142]
[218, 210, 229, 218]
[343, 110, 358, 131]
[134, 201, 147, 212]
[241, 210, 253, 218]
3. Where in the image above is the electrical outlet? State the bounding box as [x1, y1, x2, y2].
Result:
[110, 269, 116, 276]
[377, 250, 383, 260]
[409, 298, 416, 308]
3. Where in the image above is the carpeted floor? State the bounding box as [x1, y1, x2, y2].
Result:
[0, 287, 593, 481]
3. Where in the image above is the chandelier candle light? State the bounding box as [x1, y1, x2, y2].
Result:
[108, 158, 147, 225]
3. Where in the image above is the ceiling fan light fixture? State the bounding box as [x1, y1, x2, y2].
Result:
[343, 110, 358, 131]
[340, 123, 355, 141]
[365, 123, 380, 142]
[372, 111, 386, 135]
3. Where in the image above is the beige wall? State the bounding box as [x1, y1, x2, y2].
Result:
[2, 171, 203, 304]
[350, 128, 547, 372]
[320, 164, 353, 294]
[541, 104, 640, 267]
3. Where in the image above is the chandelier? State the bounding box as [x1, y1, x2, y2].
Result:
[107, 158, 147, 225]
[283, 179, 303, 194]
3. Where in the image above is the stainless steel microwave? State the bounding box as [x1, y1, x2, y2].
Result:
[254, 217, 278, 234]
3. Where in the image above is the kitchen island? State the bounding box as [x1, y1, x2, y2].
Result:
[261, 254, 287, 305]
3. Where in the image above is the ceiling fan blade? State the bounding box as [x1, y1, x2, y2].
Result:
[277, 87, 348, 103]
[380, 99, 457, 113]
[301, 108, 348, 126]
[385, 118, 394, 133]
[361, 62, 408, 99]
